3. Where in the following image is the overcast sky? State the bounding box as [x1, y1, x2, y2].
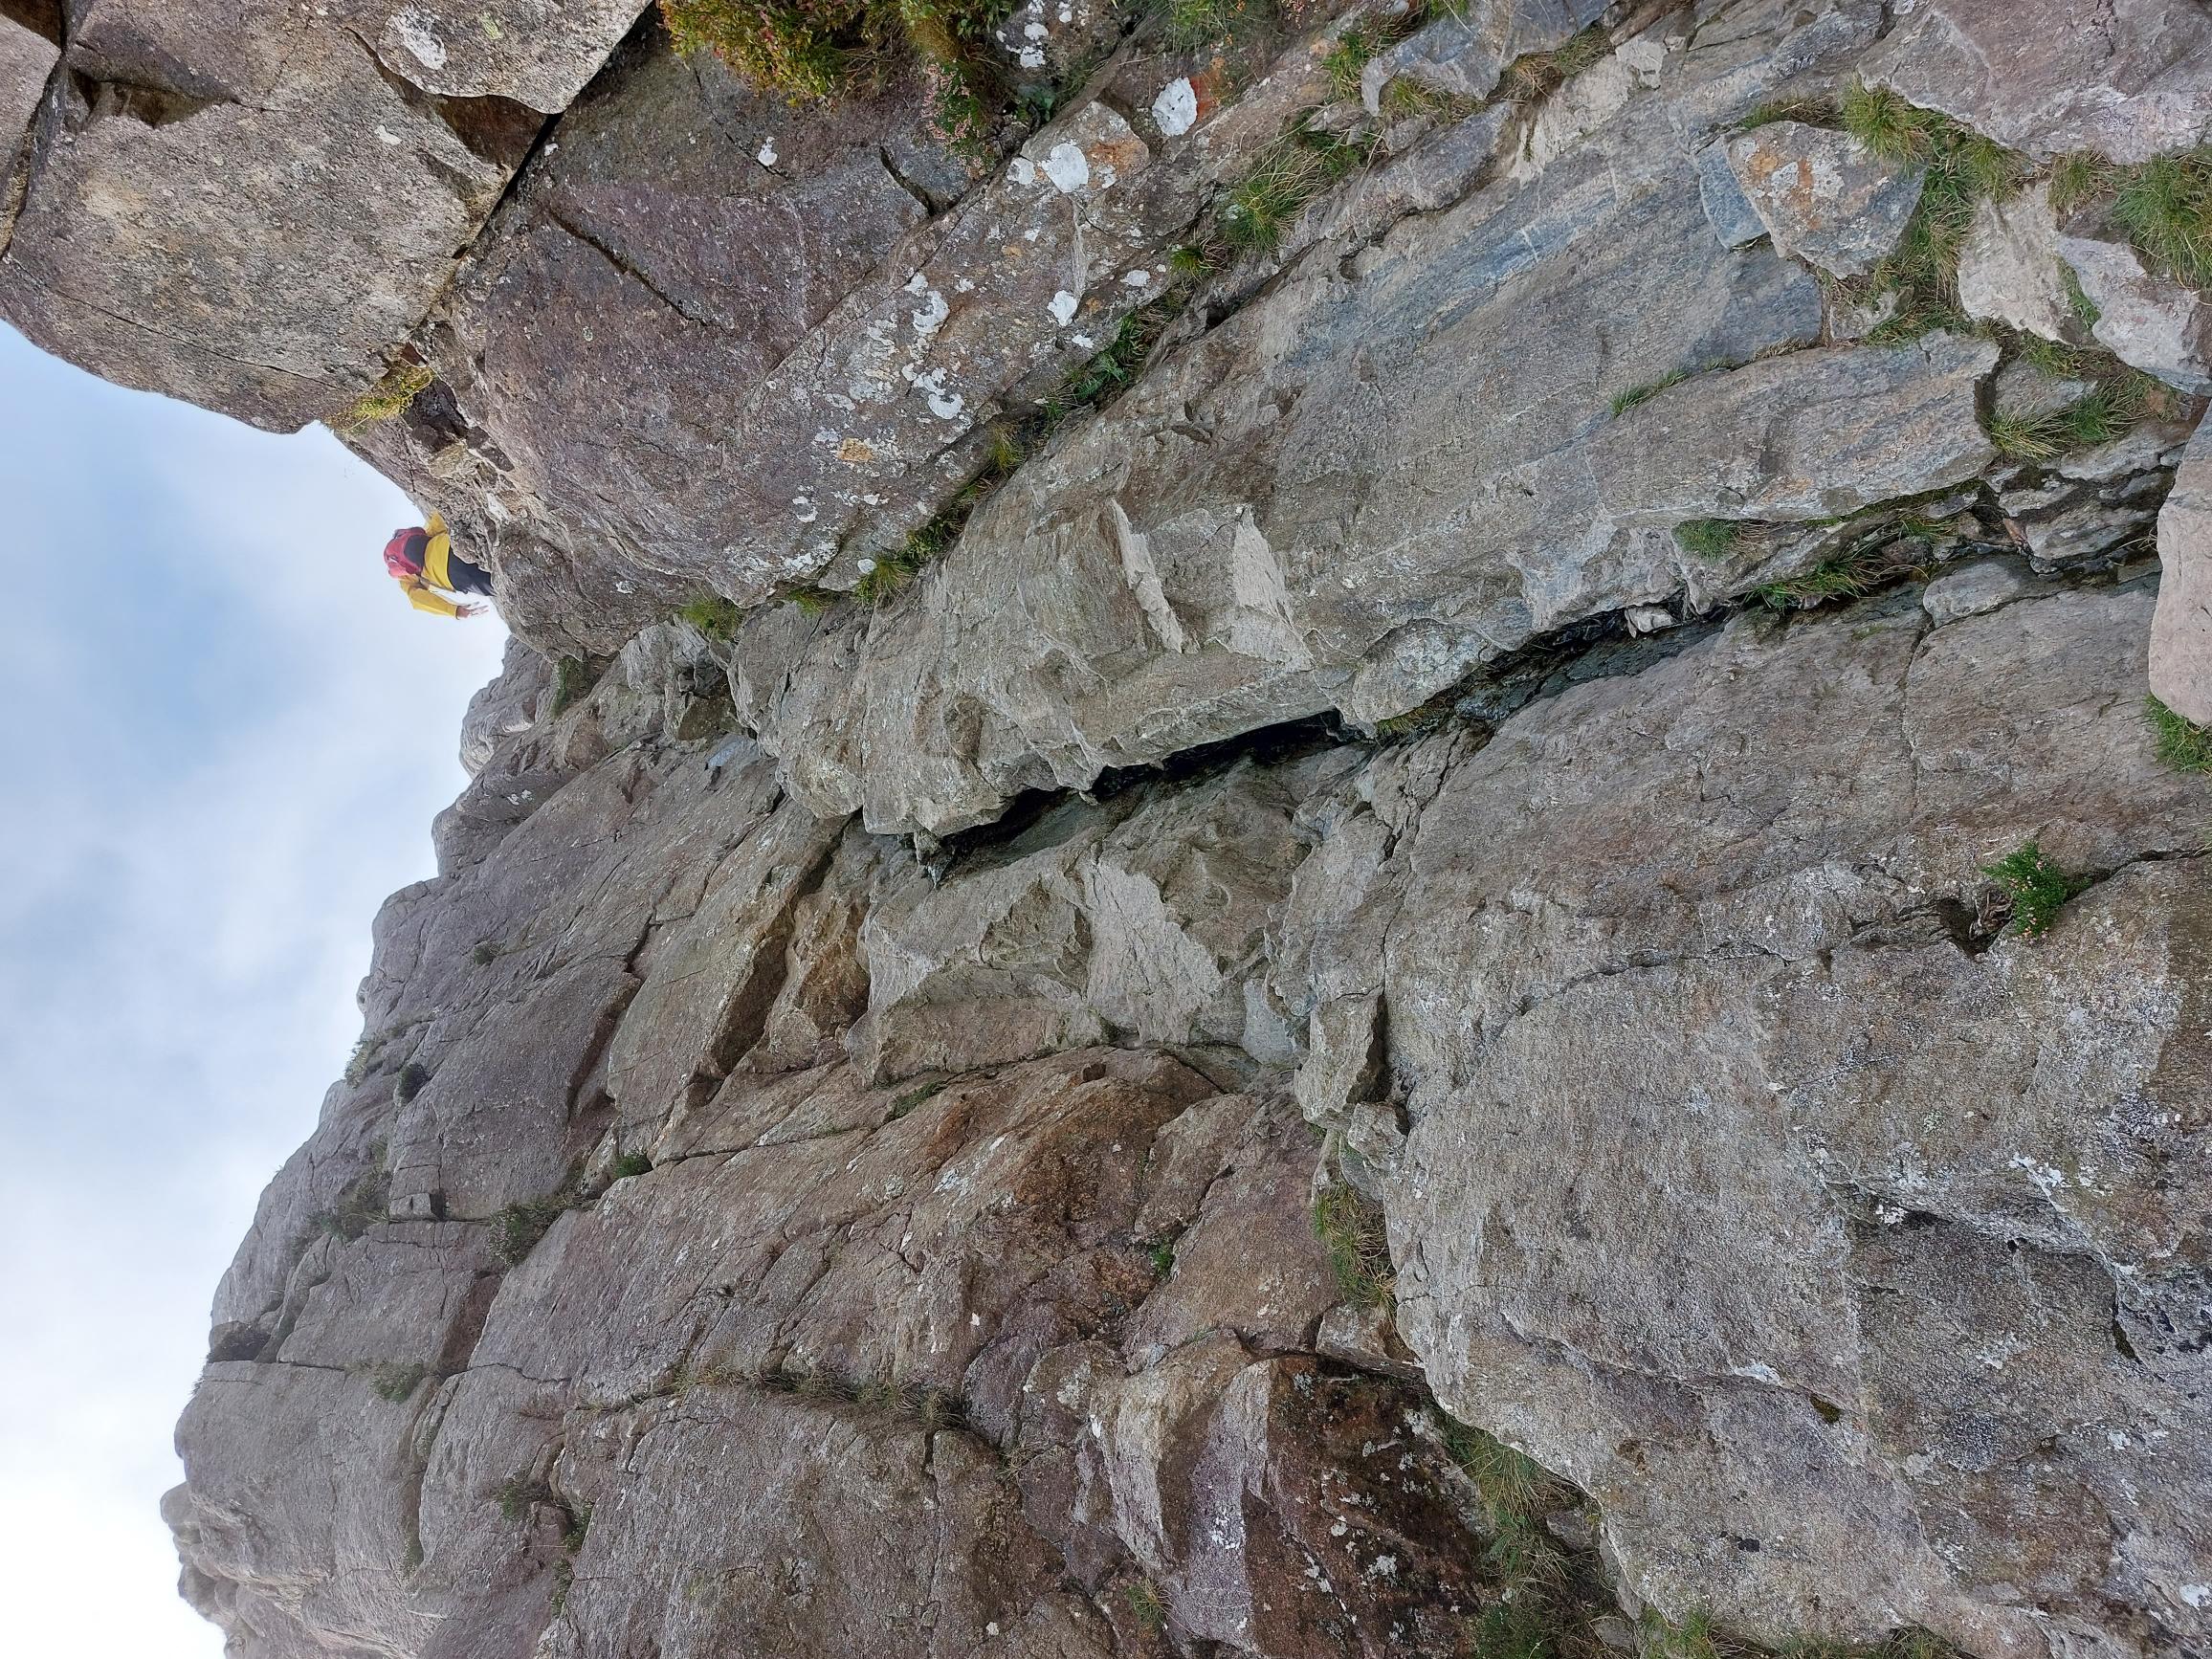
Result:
[0, 323, 510, 1655]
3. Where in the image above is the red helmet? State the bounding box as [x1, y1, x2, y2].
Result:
[383, 527, 428, 579]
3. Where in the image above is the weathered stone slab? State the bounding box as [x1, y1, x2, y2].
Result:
[1725, 121, 1924, 277]
[1360, 0, 1611, 113]
[2152, 418, 2212, 723]
[1957, 181, 2071, 340]
[1861, 0, 2212, 164]
[2058, 231, 2212, 394]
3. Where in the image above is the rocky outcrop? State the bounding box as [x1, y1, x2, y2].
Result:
[2, 0, 2198, 1654]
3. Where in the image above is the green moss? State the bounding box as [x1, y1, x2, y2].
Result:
[365, 1360, 429, 1403]
[1313, 1183, 1393, 1307]
[889, 1078, 945, 1118]
[335, 362, 433, 431]
[551, 655, 598, 716]
[610, 1152, 653, 1181]
[1673, 519, 1741, 561]
[679, 595, 745, 640]
[1982, 840, 2090, 939]
[2147, 695, 2212, 772]
[1146, 1233, 1179, 1276]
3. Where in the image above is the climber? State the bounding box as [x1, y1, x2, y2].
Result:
[383, 512, 493, 618]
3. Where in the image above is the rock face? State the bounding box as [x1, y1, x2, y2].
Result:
[4, 0, 2203, 1655]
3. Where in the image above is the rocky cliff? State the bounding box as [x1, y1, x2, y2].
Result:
[11, 1, 2212, 1655]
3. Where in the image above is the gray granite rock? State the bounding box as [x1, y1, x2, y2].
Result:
[2151, 418, 2212, 723]
[1957, 182, 2072, 341]
[2058, 232, 2212, 395]
[1861, 0, 2212, 164]
[1359, 0, 1612, 114]
[1725, 120, 1925, 277]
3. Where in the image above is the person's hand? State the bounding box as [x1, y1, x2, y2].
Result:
[455, 602, 486, 619]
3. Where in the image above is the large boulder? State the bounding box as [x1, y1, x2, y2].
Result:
[1861, 0, 2212, 163]
[0, 1, 645, 428]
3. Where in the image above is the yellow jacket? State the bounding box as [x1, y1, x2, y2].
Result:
[398, 514, 464, 617]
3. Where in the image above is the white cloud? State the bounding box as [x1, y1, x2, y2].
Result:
[0, 325, 510, 1655]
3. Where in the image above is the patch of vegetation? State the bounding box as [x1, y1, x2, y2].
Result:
[1167, 242, 1215, 280]
[852, 513, 952, 606]
[1755, 556, 1873, 611]
[495, 1471, 556, 1524]
[1610, 369, 1688, 417]
[336, 362, 433, 431]
[2046, 150, 2112, 215]
[1740, 95, 1835, 131]
[493, 1195, 572, 1267]
[1672, 519, 1741, 561]
[610, 1152, 653, 1181]
[679, 594, 745, 641]
[1640, 1608, 1731, 1659]
[551, 655, 598, 716]
[2061, 263, 2101, 328]
[395, 1061, 432, 1104]
[1982, 840, 2090, 939]
[310, 1149, 390, 1242]
[1123, 1578, 1167, 1632]
[365, 1360, 429, 1403]
[1500, 26, 1610, 107]
[2146, 696, 2212, 773]
[470, 940, 502, 966]
[562, 1500, 592, 1551]
[1146, 1231, 1180, 1276]
[889, 1078, 946, 1119]
[1219, 118, 1370, 254]
[1313, 1182, 1393, 1308]
[1157, 0, 1274, 52]
[2112, 145, 2212, 288]
[1321, 21, 1386, 101]
[1838, 81, 2023, 342]
[662, 0, 1016, 144]
[1986, 372, 2157, 459]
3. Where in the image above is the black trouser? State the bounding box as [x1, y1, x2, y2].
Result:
[449, 555, 494, 596]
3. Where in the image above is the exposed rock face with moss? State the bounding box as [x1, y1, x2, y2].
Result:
[8, 0, 2210, 1655]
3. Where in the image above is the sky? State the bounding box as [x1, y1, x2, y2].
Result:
[0, 324, 510, 1655]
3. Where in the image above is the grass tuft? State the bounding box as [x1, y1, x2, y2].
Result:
[679, 595, 745, 641]
[1740, 96, 1836, 131]
[1982, 840, 2090, 939]
[1610, 369, 1688, 417]
[610, 1152, 653, 1181]
[1836, 81, 2024, 341]
[2046, 150, 2112, 215]
[310, 1150, 390, 1241]
[1502, 26, 1609, 107]
[2147, 696, 2212, 772]
[1313, 1183, 1393, 1307]
[1219, 120, 1367, 254]
[336, 363, 433, 431]
[1123, 1578, 1167, 1632]
[2112, 146, 2212, 288]
[365, 1360, 429, 1403]
[1157, 0, 1273, 51]
[493, 1196, 571, 1267]
[1673, 519, 1741, 561]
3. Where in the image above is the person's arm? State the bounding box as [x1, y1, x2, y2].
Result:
[405, 580, 461, 618]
